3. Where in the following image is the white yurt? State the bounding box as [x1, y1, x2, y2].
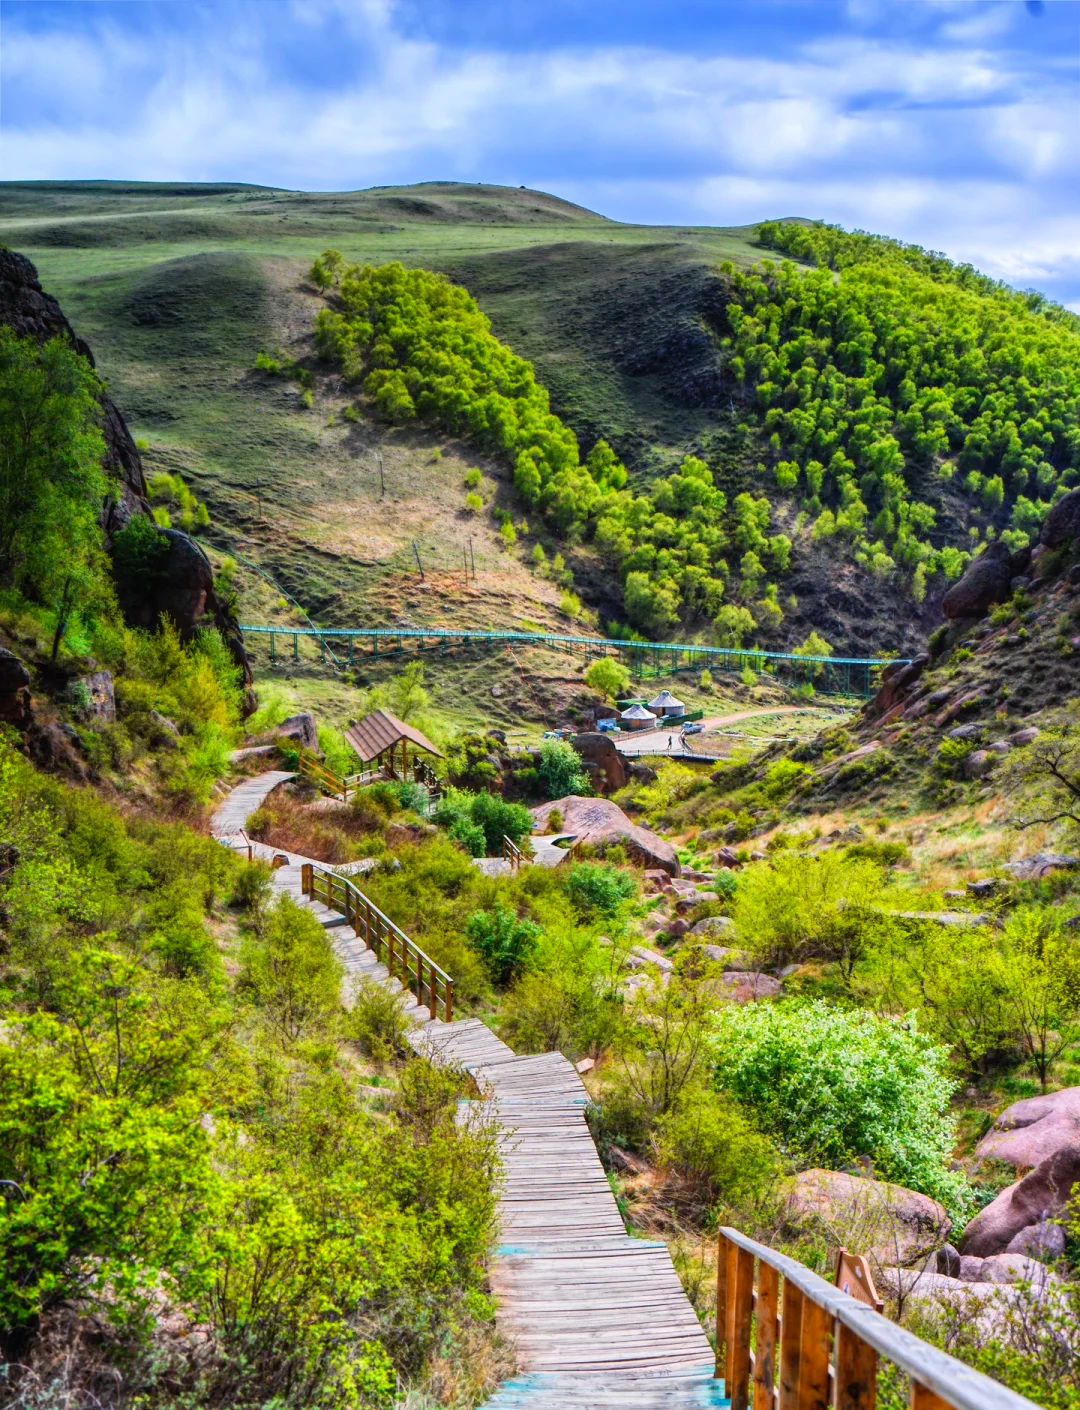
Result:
[620, 703, 658, 731]
[648, 690, 684, 717]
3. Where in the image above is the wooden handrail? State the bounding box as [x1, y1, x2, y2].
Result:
[501, 834, 525, 871]
[717, 1227, 1042, 1410]
[301, 861, 453, 1022]
[295, 748, 387, 802]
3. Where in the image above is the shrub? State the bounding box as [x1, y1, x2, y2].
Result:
[470, 791, 534, 854]
[653, 1087, 782, 1213]
[0, 950, 219, 1329]
[465, 904, 542, 985]
[344, 976, 411, 1061]
[538, 738, 588, 798]
[711, 999, 972, 1217]
[546, 806, 564, 834]
[562, 861, 637, 917]
[239, 894, 343, 1045]
[464, 491, 483, 514]
[731, 849, 884, 976]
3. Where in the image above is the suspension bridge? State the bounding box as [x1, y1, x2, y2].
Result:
[239, 623, 903, 697]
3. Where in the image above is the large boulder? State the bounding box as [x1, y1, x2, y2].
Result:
[785, 1169, 950, 1267]
[865, 653, 928, 721]
[1041, 487, 1080, 550]
[959, 1144, 1080, 1256]
[0, 649, 33, 733]
[1004, 854, 1079, 882]
[941, 542, 1014, 620]
[572, 732, 627, 794]
[530, 795, 681, 876]
[272, 712, 320, 754]
[975, 1087, 1080, 1169]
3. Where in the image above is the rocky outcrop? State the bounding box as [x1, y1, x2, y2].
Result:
[0, 649, 33, 734]
[959, 1144, 1080, 1257]
[572, 732, 628, 794]
[975, 1088, 1080, 1169]
[0, 250, 252, 698]
[941, 541, 1015, 620]
[865, 653, 928, 721]
[0, 249, 148, 531]
[1040, 487, 1080, 550]
[530, 795, 681, 876]
[785, 1169, 950, 1267]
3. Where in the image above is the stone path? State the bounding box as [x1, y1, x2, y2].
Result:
[211, 772, 720, 1408]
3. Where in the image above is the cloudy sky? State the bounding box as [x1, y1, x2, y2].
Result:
[2, 0, 1079, 304]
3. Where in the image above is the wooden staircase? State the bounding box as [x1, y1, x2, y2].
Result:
[212, 773, 717, 1406]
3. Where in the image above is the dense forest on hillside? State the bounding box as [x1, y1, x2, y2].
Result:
[306, 226, 1080, 643]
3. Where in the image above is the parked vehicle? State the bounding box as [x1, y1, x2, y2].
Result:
[682, 721, 704, 735]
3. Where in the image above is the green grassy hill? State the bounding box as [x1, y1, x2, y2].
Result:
[4, 181, 1076, 671]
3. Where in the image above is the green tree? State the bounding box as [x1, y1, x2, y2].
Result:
[584, 656, 631, 701]
[0, 330, 112, 638]
[0, 950, 220, 1328]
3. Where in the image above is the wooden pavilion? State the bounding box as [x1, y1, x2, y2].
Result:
[343, 708, 443, 780]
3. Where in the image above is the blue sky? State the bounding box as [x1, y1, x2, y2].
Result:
[2, 0, 1079, 305]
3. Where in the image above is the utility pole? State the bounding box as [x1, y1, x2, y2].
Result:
[412, 540, 424, 580]
[375, 451, 384, 498]
[463, 546, 469, 588]
[250, 478, 268, 519]
[468, 535, 475, 579]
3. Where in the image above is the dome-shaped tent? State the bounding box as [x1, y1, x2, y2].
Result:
[647, 690, 684, 716]
[620, 703, 658, 731]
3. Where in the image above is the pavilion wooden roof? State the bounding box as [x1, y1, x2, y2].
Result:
[343, 708, 444, 763]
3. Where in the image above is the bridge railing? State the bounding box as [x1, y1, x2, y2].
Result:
[302, 861, 453, 1022]
[717, 1226, 1040, 1410]
[242, 624, 903, 698]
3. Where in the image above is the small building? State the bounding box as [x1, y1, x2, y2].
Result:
[619, 703, 658, 731]
[648, 689, 685, 717]
[344, 708, 443, 778]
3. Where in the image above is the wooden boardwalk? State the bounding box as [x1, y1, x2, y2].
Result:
[212, 773, 722, 1407]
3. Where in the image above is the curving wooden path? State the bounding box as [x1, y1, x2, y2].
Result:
[212, 774, 721, 1407]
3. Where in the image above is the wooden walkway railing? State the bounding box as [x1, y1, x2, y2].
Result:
[302, 861, 453, 1021]
[717, 1227, 1041, 1410]
[296, 746, 383, 802]
[501, 834, 525, 871]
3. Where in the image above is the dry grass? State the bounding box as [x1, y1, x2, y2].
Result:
[245, 789, 380, 864]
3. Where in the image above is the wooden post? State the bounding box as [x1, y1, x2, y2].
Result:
[429, 961, 437, 1019]
[386, 919, 395, 977]
[911, 1386, 950, 1410]
[729, 1247, 754, 1410]
[796, 1296, 832, 1410]
[716, 1232, 729, 1380]
[836, 1324, 878, 1410]
[753, 1261, 779, 1410]
[444, 978, 453, 1023]
[301, 862, 313, 899]
[778, 1280, 803, 1410]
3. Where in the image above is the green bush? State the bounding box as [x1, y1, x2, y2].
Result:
[344, 976, 412, 1061]
[562, 861, 637, 917]
[710, 999, 972, 1217]
[654, 1087, 782, 1213]
[435, 786, 532, 856]
[465, 903, 542, 985]
[538, 738, 588, 798]
[239, 894, 343, 1045]
[731, 849, 885, 976]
